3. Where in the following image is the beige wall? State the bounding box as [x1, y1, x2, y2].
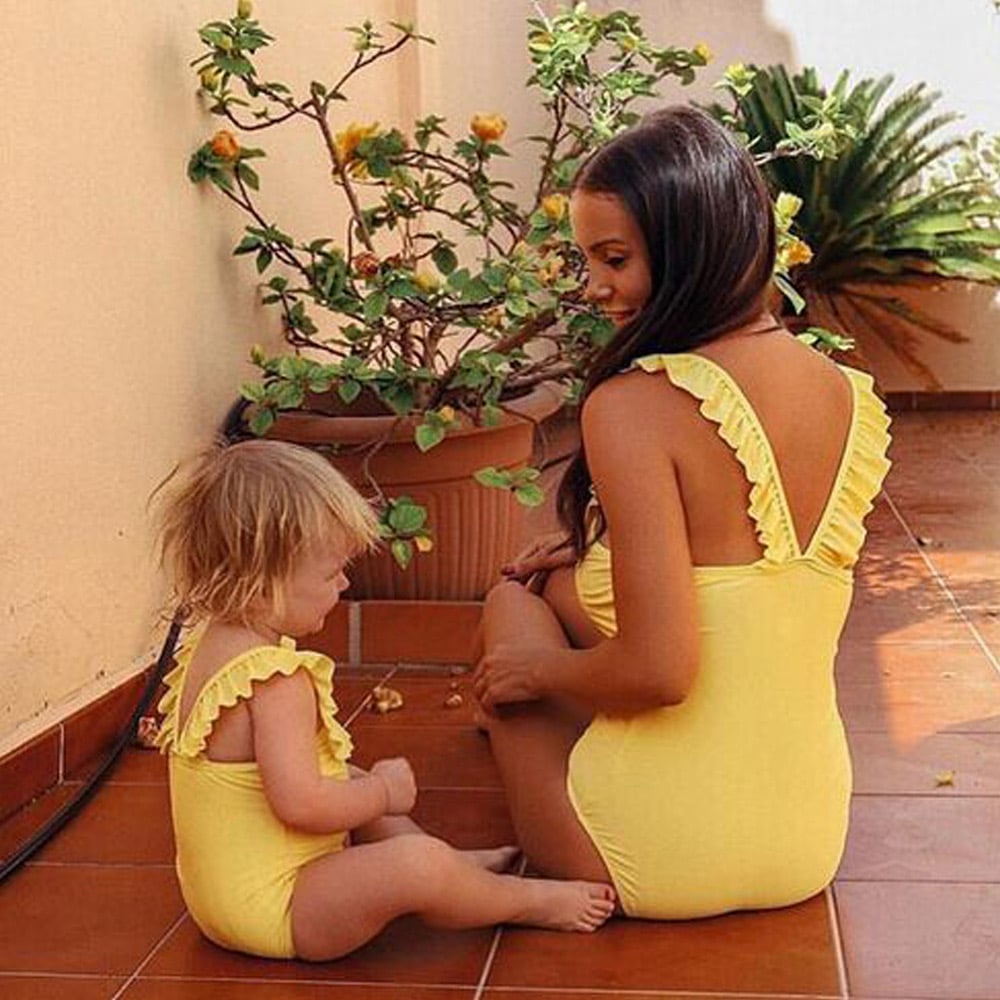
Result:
[2, 0, 998, 752]
[0, 0, 401, 753]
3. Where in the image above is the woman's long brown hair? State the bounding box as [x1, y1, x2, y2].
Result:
[557, 106, 778, 555]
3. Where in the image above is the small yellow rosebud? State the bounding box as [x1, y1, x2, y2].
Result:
[693, 41, 713, 63]
[438, 405, 456, 424]
[470, 113, 508, 143]
[237, 0, 253, 18]
[775, 192, 803, 221]
[210, 129, 240, 161]
[414, 535, 434, 553]
[414, 268, 442, 293]
[249, 343, 266, 365]
[541, 193, 569, 222]
[199, 66, 220, 92]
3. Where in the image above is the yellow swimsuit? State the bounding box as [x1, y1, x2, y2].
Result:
[155, 634, 353, 958]
[569, 353, 891, 918]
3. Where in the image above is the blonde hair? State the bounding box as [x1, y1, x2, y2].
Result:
[153, 439, 380, 623]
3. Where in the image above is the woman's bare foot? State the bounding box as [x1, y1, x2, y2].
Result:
[461, 845, 521, 873]
[513, 879, 616, 932]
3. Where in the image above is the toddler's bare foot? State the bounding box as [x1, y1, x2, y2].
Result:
[514, 879, 616, 932]
[462, 845, 521, 873]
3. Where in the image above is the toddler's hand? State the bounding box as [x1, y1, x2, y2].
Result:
[371, 757, 417, 815]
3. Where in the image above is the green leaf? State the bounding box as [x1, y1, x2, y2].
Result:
[363, 290, 390, 323]
[431, 244, 458, 274]
[390, 538, 413, 569]
[338, 379, 362, 404]
[387, 502, 427, 534]
[415, 422, 446, 452]
[514, 484, 546, 508]
[248, 407, 275, 436]
[474, 466, 512, 489]
[255, 248, 273, 273]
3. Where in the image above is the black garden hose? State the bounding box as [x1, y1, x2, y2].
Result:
[0, 399, 258, 885]
[0, 609, 186, 884]
[0, 402, 257, 882]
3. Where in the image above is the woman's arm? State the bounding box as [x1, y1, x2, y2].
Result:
[250, 670, 406, 834]
[474, 373, 700, 714]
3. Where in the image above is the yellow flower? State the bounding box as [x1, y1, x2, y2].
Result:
[470, 113, 508, 143]
[334, 122, 380, 169]
[210, 129, 240, 161]
[775, 192, 803, 221]
[236, 0, 253, 19]
[199, 66, 220, 92]
[438, 405, 456, 424]
[541, 193, 569, 222]
[693, 41, 713, 63]
[785, 237, 813, 267]
[414, 267, 442, 293]
[414, 535, 434, 553]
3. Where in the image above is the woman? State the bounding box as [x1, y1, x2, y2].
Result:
[472, 105, 891, 918]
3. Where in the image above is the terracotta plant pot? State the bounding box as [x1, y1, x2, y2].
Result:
[270, 383, 565, 600]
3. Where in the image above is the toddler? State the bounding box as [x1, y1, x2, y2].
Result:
[153, 439, 614, 960]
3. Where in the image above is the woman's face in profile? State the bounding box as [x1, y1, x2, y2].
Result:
[570, 190, 652, 329]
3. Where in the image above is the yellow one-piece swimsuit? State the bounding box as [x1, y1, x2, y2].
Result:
[155, 634, 352, 958]
[569, 352, 892, 918]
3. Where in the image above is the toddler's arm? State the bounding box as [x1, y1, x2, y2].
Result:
[250, 668, 405, 834]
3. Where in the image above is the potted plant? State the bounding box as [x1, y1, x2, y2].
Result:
[187, 3, 854, 599]
[718, 65, 1000, 389]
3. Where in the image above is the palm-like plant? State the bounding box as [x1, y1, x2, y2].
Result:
[724, 65, 1000, 387]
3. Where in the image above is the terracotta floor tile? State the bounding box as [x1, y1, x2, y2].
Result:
[836, 881, 1000, 999]
[123, 981, 474, 999]
[0, 785, 79, 866]
[838, 679, 1000, 744]
[836, 641, 997, 685]
[351, 676, 478, 729]
[839, 795, 1000, 882]
[146, 913, 495, 986]
[841, 583, 971, 643]
[410, 788, 516, 848]
[99, 748, 169, 785]
[349, 726, 501, 789]
[482, 993, 801, 1000]
[487, 892, 840, 994]
[849, 732, 1000, 795]
[30, 782, 174, 865]
[0, 866, 184, 975]
[334, 673, 395, 722]
[0, 975, 124, 999]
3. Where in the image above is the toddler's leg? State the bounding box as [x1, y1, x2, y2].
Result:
[348, 765, 519, 872]
[291, 833, 615, 961]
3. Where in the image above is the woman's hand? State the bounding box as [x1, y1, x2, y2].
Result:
[370, 757, 417, 815]
[501, 531, 575, 590]
[472, 642, 547, 711]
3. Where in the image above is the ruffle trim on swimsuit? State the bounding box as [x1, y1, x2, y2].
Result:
[633, 353, 800, 564]
[809, 366, 892, 570]
[155, 636, 353, 763]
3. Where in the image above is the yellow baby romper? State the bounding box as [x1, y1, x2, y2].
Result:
[156, 634, 353, 958]
[569, 352, 891, 918]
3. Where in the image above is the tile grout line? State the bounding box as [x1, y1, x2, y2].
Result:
[473, 853, 530, 999]
[343, 664, 398, 727]
[824, 885, 850, 999]
[108, 909, 188, 1000]
[882, 489, 1000, 680]
[472, 925, 505, 1000]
